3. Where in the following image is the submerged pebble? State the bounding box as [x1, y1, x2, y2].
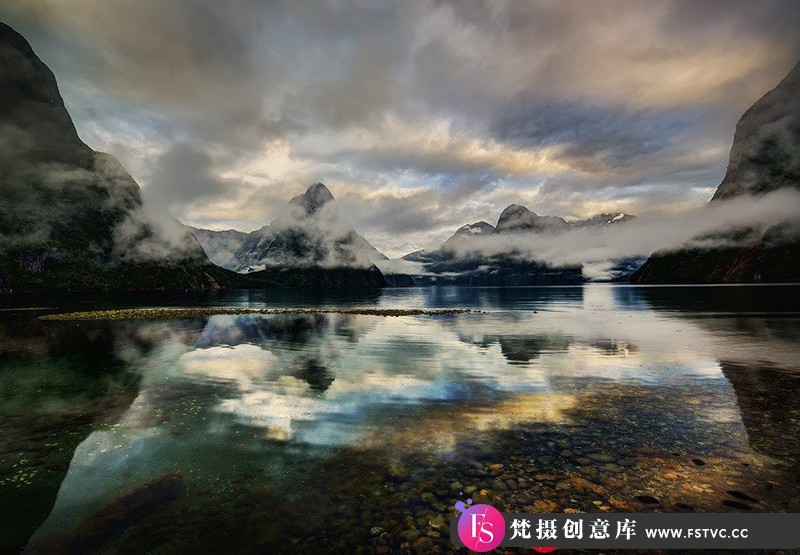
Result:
[722, 500, 752, 510]
[727, 490, 759, 503]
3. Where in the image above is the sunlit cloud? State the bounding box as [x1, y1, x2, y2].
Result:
[1, 0, 797, 256]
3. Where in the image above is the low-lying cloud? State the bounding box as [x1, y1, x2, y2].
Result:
[432, 189, 800, 279]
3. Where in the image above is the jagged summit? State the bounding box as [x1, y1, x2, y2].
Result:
[289, 182, 335, 215]
[228, 182, 386, 273]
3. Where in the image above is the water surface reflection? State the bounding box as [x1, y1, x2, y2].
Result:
[0, 285, 797, 553]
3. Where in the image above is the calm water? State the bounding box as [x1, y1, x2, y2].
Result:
[1, 285, 799, 553]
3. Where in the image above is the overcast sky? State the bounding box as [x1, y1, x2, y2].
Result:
[2, 0, 799, 256]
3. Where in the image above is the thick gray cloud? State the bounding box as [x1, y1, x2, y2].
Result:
[146, 144, 233, 211]
[0, 0, 798, 256]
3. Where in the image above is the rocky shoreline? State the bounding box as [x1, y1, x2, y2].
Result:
[39, 307, 480, 321]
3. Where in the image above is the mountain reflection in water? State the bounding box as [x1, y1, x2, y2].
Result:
[0, 285, 798, 553]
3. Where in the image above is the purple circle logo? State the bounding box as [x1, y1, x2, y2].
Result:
[456, 503, 505, 552]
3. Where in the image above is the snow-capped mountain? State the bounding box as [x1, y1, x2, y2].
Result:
[400, 205, 638, 284]
[229, 183, 387, 273]
[570, 213, 636, 228]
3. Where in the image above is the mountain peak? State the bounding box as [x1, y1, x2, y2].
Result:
[496, 204, 534, 231]
[0, 22, 218, 291]
[459, 221, 494, 234]
[711, 58, 800, 201]
[495, 204, 569, 234]
[290, 182, 335, 215]
[0, 21, 36, 62]
[443, 221, 495, 246]
[307, 182, 333, 197]
[0, 21, 92, 169]
[499, 204, 536, 218]
[230, 181, 387, 272]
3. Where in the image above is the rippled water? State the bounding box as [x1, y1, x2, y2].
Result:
[1, 285, 799, 553]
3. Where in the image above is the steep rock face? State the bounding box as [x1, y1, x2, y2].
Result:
[0, 22, 92, 170]
[230, 183, 387, 287]
[0, 22, 225, 291]
[712, 61, 800, 200]
[633, 61, 800, 284]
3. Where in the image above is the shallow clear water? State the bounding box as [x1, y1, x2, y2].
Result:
[1, 285, 799, 553]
